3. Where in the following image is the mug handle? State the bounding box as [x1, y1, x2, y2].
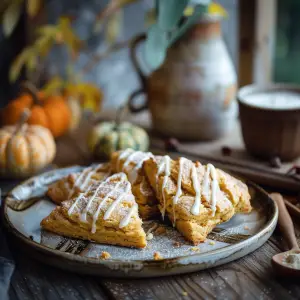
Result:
[128, 33, 148, 113]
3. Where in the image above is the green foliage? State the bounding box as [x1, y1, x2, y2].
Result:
[144, 1, 209, 69]
[157, 0, 189, 30]
[144, 24, 168, 70]
[9, 17, 82, 83]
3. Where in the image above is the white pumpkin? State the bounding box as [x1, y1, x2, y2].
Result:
[0, 122, 56, 178]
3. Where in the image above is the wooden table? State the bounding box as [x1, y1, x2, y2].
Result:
[1, 115, 300, 300]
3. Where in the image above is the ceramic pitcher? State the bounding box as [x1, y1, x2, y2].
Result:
[129, 16, 237, 141]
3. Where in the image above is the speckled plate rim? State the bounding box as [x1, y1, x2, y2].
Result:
[2, 167, 278, 278]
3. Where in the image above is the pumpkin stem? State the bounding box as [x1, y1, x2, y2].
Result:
[13, 108, 31, 135]
[115, 104, 126, 127]
[21, 81, 41, 105]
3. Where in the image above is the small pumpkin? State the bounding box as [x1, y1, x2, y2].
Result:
[88, 117, 149, 159]
[1, 82, 72, 138]
[0, 109, 56, 178]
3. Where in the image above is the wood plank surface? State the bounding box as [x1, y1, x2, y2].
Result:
[2, 222, 300, 300]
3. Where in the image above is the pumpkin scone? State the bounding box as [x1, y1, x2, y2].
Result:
[41, 173, 147, 248]
[143, 156, 252, 244]
[47, 163, 112, 205]
[110, 149, 160, 220]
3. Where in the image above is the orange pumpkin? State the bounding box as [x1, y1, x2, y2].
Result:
[1, 83, 71, 138]
[0, 110, 56, 178]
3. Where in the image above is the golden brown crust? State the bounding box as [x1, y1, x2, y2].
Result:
[42, 173, 147, 248]
[47, 163, 112, 205]
[43, 150, 252, 249]
[143, 156, 252, 244]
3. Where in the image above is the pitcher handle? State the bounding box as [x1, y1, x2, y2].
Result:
[128, 33, 148, 113]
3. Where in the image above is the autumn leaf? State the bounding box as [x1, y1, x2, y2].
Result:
[105, 10, 123, 44]
[27, 0, 41, 18]
[65, 82, 103, 112]
[118, 0, 139, 6]
[26, 54, 38, 73]
[36, 25, 59, 38]
[183, 6, 194, 17]
[9, 47, 35, 82]
[2, 0, 22, 37]
[58, 17, 82, 57]
[184, 2, 227, 18]
[42, 76, 65, 96]
[35, 35, 54, 57]
[208, 2, 227, 17]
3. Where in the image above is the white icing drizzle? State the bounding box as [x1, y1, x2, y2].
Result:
[117, 148, 133, 170]
[156, 156, 171, 219]
[79, 169, 96, 190]
[117, 149, 153, 184]
[191, 164, 202, 216]
[67, 167, 93, 199]
[67, 164, 110, 200]
[91, 174, 127, 234]
[103, 182, 131, 220]
[134, 152, 153, 171]
[128, 152, 153, 183]
[119, 203, 138, 228]
[122, 151, 142, 171]
[172, 158, 185, 224]
[80, 179, 107, 222]
[201, 166, 210, 201]
[201, 163, 219, 216]
[68, 193, 85, 216]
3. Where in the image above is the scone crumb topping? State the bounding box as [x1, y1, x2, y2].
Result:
[154, 226, 166, 235]
[173, 242, 182, 248]
[100, 251, 111, 260]
[153, 252, 163, 260]
[244, 226, 250, 230]
[146, 233, 154, 241]
[190, 247, 200, 252]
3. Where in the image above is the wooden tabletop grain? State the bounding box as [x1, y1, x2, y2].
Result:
[1, 116, 300, 300]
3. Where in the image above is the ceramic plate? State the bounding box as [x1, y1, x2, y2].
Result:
[3, 166, 278, 278]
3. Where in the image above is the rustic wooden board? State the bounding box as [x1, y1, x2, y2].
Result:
[3, 221, 300, 300]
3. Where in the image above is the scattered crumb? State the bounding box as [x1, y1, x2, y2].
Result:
[190, 247, 200, 253]
[146, 233, 154, 241]
[244, 226, 250, 230]
[146, 223, 159, 235]
[173, 241, 182, 248]
[209, 241, 215, 246]
[100, 251, 111, 260]
[182, 291, 188, 296]
[153, 252, 163, 260]
[154, 226, 167, 235]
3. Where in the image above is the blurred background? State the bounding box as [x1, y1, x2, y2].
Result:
[0, 0, 300, 182]
[0, 0, 240, 108]
[2, 0, 300, 108]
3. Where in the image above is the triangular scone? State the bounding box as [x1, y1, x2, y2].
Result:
[47, 163, 112, 205]
[41, 173, 147, 248]
[110, 149, 160, 220]
[144, 156, 251, 244]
